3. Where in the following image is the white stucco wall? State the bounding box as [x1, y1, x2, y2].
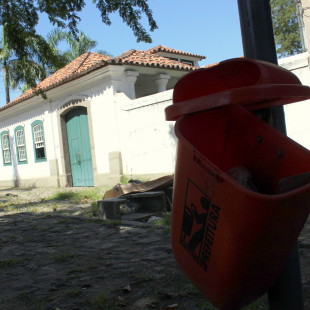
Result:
[0, 65, 181, 187]
[43, 67, 178, 184]
[279, 52, 310, 150]
[0, 100, 52, 186]
[90, 83, 121, 174]
[1, 53, 309, 188]
[115, 90, 176, 176]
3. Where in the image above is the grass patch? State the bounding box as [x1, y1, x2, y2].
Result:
[27, 206, 39, 213]
[153, 213, 171, 226]
[52, 203, 58, 212]
[92, 219, 122, 227]
[101, 219, 121, 227]
[120, 174, 132, 185]
[120, 174, 150, 185]
[0, 258, 24, 269]
[0, 201, 40, 214]
[50, 191, 78, 201]
[53, 253, 74, 263]
[91, 201, 98, 216]
[48, 188, 103, 203]
[90, 218, 121, 227]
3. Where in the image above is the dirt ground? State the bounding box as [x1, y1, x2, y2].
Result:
[0, 187, 309, 310]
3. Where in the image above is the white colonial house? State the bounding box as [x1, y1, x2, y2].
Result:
[0, 42, 309, 189]
[0, 45, 205, 187]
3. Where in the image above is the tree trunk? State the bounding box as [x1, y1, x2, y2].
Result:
[3, 63, 10, 104]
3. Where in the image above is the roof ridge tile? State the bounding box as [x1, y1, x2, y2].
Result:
[147, 45, 206, 59]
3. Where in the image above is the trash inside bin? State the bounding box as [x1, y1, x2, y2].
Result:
[166, 58, 310, 310]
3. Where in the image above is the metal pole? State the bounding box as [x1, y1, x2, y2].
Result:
[237, 0, 286, 133]
[237, 1, 304, 309]
[268, 243, 304, 310]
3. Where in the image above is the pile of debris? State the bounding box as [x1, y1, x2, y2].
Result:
[97, 175, 174, 222]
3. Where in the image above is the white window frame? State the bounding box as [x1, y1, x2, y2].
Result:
[33, 124, 45, 149]
[1, 133, 11, 164]
[16, 129, 27, 162]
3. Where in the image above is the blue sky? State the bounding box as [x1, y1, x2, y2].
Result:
[0, 0, 244, 105]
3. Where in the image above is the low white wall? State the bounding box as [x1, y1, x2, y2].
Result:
[279, 52, 310, 150]
[116, 90, 177, 177]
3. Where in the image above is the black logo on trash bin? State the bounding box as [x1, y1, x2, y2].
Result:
[180, 179, 221, 271]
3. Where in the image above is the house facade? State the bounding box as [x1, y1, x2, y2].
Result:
[0, 46, 205, 187]
[0, 42, 308, 189]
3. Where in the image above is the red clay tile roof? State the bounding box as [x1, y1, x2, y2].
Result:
[112, 49, 195, 70]
[2, 46, 203, 110]
[147, 45, 206, 60]
[1, 52, 112, 111]
[203, 62, 219, 68]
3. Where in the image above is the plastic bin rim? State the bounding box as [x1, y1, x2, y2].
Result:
[174, 113, 310, 199]
[166, 84, 310, 121]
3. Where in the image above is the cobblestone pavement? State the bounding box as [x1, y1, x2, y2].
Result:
[0, 212, 194, 310]
[0, 187, 309, 310]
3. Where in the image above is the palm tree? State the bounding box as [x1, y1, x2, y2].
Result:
[47, 29, 111, 65]
[0, 26, 65, 104]
[0, 27, 110, 104]
[0, 40, 14, 104]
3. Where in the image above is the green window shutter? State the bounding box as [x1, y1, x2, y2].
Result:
[0, 130, 12, 166]
[14, 126, 28, 165]
[31, 120, 47, 162]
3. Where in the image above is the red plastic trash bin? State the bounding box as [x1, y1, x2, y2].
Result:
[165, 58, 310, 310]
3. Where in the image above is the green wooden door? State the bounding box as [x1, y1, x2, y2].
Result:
[65, 107, 94, 186]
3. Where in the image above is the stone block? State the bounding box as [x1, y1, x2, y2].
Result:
[97, 198, 126, 220]
[163, 187, 173, 211]
[125, 191, 166, 212]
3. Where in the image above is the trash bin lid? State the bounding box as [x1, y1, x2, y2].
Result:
[165, 58, 310, 121]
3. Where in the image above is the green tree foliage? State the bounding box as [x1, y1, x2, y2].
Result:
[0, 0, 157, 58]
[0, 0, 157, 93]
[1, 24, 111, 103]
[47, 29, 111, 66]
[0, 26, 65, 104]
[270, 0, 303, 57]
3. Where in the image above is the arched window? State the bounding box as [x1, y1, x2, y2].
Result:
[14, 126, 27, 164]
[31, 120, 46, 162]
[1, 131, 12, 165]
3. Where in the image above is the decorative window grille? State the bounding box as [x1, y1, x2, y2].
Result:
[16, 129, 27, 162]
[180, 59, 194, 66]
[33, 125, 44, 147]
[32, 123, 46, 160]
[1, 133, 11, 164]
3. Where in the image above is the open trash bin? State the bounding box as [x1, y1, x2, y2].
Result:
[165, 58, 310, 310]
